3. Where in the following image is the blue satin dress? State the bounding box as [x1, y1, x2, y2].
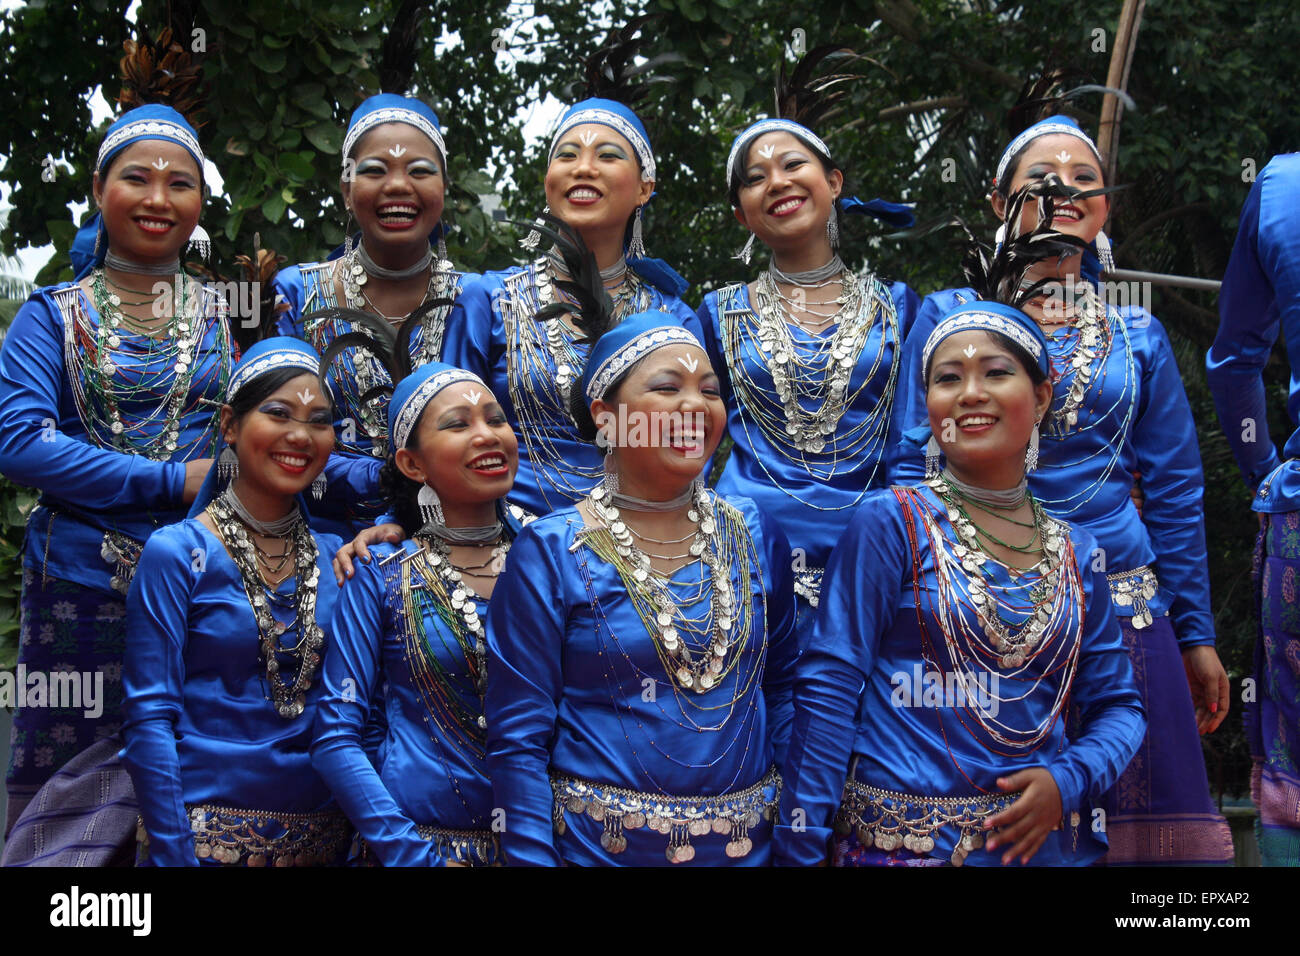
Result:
[697, 274, 918, 624]
[443, 264, 704, 516]
[776, 485, 1146, 867]
[272, 262, 472, 536]
[0, 280, 231, 828]
[892, 286, 1234, 864]
[1207, 153, 1300, 864]
[312, 539, 504, 866]
[121, 518, 344, 866]
[485, 495, 798, 866]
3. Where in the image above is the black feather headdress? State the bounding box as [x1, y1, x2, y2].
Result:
[117, 25, 207, 124]
[524, 213, 616, 348]
[1005, 68, 1136, 138]
[378, 0, 431, 94]
[565, 15, 681, 105]
[774, 44, 876, 131]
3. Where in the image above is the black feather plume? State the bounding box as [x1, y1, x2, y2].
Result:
[378, 0, 430, 94]
[1006, 68, 1136, 137]
[518, 213, 615, 347]
[775, 45, 874, 131]
[567, 15, 680, 104]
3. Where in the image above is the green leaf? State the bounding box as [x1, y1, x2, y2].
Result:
[261, 47, 287, 73]
[261, 192, 288, 224]
[305, 123, 343, 154]
[45, 219, 76, 247]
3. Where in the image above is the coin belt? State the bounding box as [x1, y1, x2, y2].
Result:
[835, 779, 1023, 866]
[353, 825, 501, 867]
[137, 804, 352, 866]
[1105, 564, 1158, 629]
[550, 767, 781, 863]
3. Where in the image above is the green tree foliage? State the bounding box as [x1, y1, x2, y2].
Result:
[2, 0, 1296, 796]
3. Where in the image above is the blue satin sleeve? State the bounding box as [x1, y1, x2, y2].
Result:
[121, 526, 196, 867]
[311, 548, 440, 866]
[0, 288, 184, 509]
[1045, 557, 1147, 809]
[441, 272, 502, 386]
[484, 521, 568, 867]
[775, 491, 905, 866]
[271, 265, 307, 336]
[755, 506, 798, 766]
[1207, 155, 1300, 510]
[1129, 314, 1215, 648]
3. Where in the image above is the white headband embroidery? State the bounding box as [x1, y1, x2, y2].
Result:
[922, 311, 1045, 374]
[549, 109, 656, 182]
[97, 119, 204, 172]
[726, 119, 832, 188]
[229, 352, 324, 402]
[391, 369, 486, 449]
[342, 107, 448, 166]
[585, 327, 701, 402]
[994, 122, 1103, 187]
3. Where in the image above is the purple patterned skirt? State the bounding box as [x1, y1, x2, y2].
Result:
[1252, 512, 1300, 865]
[1097, 614, 1234, 865]
[4, 570, 126, 837]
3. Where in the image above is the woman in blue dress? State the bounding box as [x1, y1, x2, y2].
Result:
[443, 32, 702, 516]
[0, 100, 231, 833]
[779, 295, 1145, 867]
[891, 115, 1234, 865]
[273, 93, 471, 537]
[485, 231, 798, 865]
[311, 314, 529, 866]
[122, 337, 347, 866]
[697, 52, 918, 626]
[1207, 153, 1300, 865]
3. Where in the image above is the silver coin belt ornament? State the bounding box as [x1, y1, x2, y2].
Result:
[176, 804, 349, 866]
[551, 768, 781, 862]
[209, 495, 324, 719]
[1106, 565, 1158, 628]
[834, 780, 1022, 866]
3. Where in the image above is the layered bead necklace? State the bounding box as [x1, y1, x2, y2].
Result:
[719, 262, 898, 499]
[209, 488, 324, 719]
[504, 258, 661, 509]
[900, 477, 1084, 781]
[66, 267, 229, 459]
[311, 245, 460, 457]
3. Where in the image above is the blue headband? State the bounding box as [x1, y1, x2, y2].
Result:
[343, 93, 447, 166]
[388, 361, 488, 450]
[582, 311, 705, 403]
[96, 104, 204, 175]
[921, 301, 1052, 379]
[73, 105, 207, 280]
[726, 118, 915, 228]
[228, 337, 330, 402]
[550, 98, 655, 181]
[994, 115, 1103, 189]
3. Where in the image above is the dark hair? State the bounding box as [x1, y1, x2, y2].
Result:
[567, 374, 631, 445]
[924, 329, 1047, 387]
[378, 412, 427, 535]
[227, 367, 329, 419]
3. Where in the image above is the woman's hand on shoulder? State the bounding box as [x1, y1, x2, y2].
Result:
[333, 522, 404, 584]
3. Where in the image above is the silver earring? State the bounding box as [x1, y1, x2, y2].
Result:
[627, 205, 647, 259]
[93, 223, 103, 261]
[344, 209, 356, 258]
[520, 206, 549, 251]
[1094, 230, 1115, 273]
[186, 223, 211, 263]
[827, 205, 840, 247]
[435, 228, 451, 271]
[311, 471, 327, 500]
[217, 445, 239, 482]
[417, 483, 445, 527]
[734, 231, 757, 266]
[925, 435, 942, 479]
[1025, 426, 1040, 473]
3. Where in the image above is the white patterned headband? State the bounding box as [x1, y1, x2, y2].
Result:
[584, 327, 702, 402]
[390, 369, 487, 450]
[342, 107, 448, 166]
[549, 109, 656, 182]
[726, 119, 833, 188]
[228, 352, 326, 403]
[994, 122, 1103, 188]
[922, 310, 1047, 376]
[96, 119, 205, 173]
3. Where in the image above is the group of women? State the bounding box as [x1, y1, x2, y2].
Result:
[0, 42, 1267, 866]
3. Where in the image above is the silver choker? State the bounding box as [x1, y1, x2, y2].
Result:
[357, 243, 434, 281]
[419, 522, 504, 545]
[940, 467, 1028, 508]
[607, 484, 697, 513]
[546, 250, 627, 284]
[104, 251, 181, 276]
[768, 255, 846, 286]
[219, 486, 303, 537]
